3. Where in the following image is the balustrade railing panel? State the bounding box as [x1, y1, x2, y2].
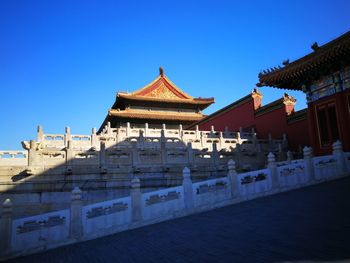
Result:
[82, 196, 132, 236]
[237, 168, 271, 197]
[142, 186, 184, 221]
[11, 209, 70, 251]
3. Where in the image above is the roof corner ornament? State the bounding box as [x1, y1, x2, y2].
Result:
[283, 93, 296, 104]
[159, 66, 164, 77]
[282, 59, 289, 66]
[311, 42, 319, 51]
[252, 88, 263, 110]
[252, 87, 262, 96]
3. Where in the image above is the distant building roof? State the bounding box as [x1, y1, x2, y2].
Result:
[98, 68, 214, 132]
[257, 30, 350, 90]
[114, 71, 214, 108]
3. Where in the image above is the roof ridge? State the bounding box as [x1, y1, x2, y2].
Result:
[130, 74, 193, 99]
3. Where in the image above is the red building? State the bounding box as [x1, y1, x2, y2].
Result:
[188, 89, 309, 152]
[258, 31, 350, 155]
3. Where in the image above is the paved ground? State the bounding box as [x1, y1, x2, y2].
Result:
[6, 178, 350, 263]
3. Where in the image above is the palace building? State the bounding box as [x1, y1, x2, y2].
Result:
[98, 68, 214, 132]
[258, 30, 350, 155]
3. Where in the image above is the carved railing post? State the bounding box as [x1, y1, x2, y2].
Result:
[138, 130, 145, 149]
[131, 142, 140, 167]
[200, 131, 205, 148]
[27, 140, 36, 168]
[287, 150, 293, 163]
[91, 127, 98, 149]
[116, 127, 122, 143]
[333, 140, 346, 176]
[70, 187, 83, 240]
[161, 124, 166, 144]
[107, 122, 112, 135]
[182, 167, 194, 209]
[236, 131, 242, 144]
[25, 139, 42, 174]
[267, 152, 279, 190]
[160, 128, 166, 165]
[187, 142, 194, 166]
[195, 125, 200, 140]
[99, 141, 107, 174]
[179, 124, 183, 141]
[252, 131, 257, 147]
[235, 143, 242, 169]
[65, 126, 71, 147]
[131, 176, 142, 222]
[66, 140, 73, 175]
[0, 199, 12, 257]
[212, 143, 219, 167]
[227, 159, 239, 198]
[126, 122, 131, 137]
[219, 132, 224, 149]
[303, 146, 315, 182]
[144, 123, 149, 137]
[37, 125, 44, 142]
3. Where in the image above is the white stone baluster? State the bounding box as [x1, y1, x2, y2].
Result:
[227, 159, 239, 198]
[131, 176, 142, 222]
[286, 151, 293, 163]
[182, 167, 194, 209]
[0, 199, 12, 257]
[303, 146, 314, 182]
[70, 187, 83, 240]
[65, 126, 71, 147]
[37, 125, 44, 142]
[333, 140, 346, 177]
[267, 152, 279, 190]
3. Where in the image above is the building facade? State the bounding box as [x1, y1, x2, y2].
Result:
[258, 31, 350, 155]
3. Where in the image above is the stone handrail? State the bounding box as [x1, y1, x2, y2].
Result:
[0, 151, 28, 166]
[1, 140, 349, 260]
[0, 124, 289, 172]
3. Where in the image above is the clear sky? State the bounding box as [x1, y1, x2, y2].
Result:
[1, 0, 350, 150]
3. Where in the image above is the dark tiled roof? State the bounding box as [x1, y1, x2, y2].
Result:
[258, 31, 350, 90]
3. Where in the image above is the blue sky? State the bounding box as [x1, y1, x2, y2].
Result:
[1, 0, 350, 149]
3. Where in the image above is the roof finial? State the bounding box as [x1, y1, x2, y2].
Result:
[282, 59, 290, 66]
[159, 66, 164, 77]
[311, 42, 319, 51]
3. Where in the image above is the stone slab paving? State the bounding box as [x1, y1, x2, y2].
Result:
[5, 178, 350, 263]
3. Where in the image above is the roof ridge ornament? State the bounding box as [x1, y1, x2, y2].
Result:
[311, 42, 319, 51]
[283, 93, 296, 104]
[159, 66, 164, 77]
[282, 59, 289, 66]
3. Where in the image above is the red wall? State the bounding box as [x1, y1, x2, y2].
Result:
[198, 97, 310, 152]
[199, 99, 255, 131]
